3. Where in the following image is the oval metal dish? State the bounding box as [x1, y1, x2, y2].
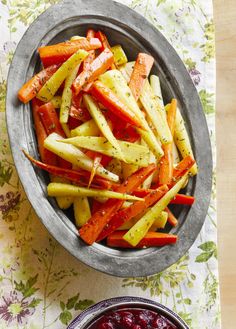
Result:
[6, 0, 212, 277]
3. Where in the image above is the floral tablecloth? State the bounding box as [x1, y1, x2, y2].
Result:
[0, 0, 219, 328]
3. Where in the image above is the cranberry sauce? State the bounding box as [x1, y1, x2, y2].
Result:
[88, 308, 178, 329]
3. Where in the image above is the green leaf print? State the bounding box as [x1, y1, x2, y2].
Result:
[0, 161, 13, 186]
[74, 299, 94, 311]
[59, 310, 73, 325]
[199, 89, 215, 114]
[195, 241, 217, 263]
[14, 274, 39, 298]
[200, 19, 215, 63]
[66, 293, 79, 310]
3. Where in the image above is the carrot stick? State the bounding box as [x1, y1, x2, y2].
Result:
[92, 199, 104, 214]
[170, 194, 195, 205]
[79, 164, 157, 245]
[22, 150, 114, 190]
[107, 231, 178, 248]
[113, 124, 140, 143]
[72, 48, 114, 95]
[69, 105, 91, 122]
[37, 102, 71, 169]
[128, 53, 154, 101]
[171, 156, 195, 183]
[83, 29, 96, 71]
[97, 185, 168, 241]
[38, 38, 101, 67]
[159, 99, 177, 185]
[37, 102, 66, 137]
[31, 99, 58, 165]
[90, 81, 143, 128]
[18, 65, 59, 104]
[95, 30, 116, 69]
[165, 207, 178, 227]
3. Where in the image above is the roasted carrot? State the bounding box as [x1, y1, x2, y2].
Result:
[159, 99, 177, 185]
[37, 102, 65, 137]
[38, 38, 101, 67]
[95, 30, 116, 69]
[128, 53, 154, 101]
[90, 81, 143, 128]
[113, 124, 140, 143]
[79, 164, 157, 245]
[97, 185, 168, 241]
[107, 231, 178, 248]
[31, 99, 58, 165]
[37, 102, 71, 169]
[72, 48, 114, 95]
[133, 189, 195, 205]
[165, 207, 178, 227]
[18, 65, 59, 104]
[22, 151, 114, 190]
[172, 156, 195, 183]
[69, 105, 91, 122]
[67, 116, 82, 130]
[83, 29, 96, 71]
[95, 31, 111, 50]
[170, 194, 195, 205]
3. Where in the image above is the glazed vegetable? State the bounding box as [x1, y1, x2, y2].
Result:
[83, 94, 124, 161]
[37, 49, 88, 102]
[123, 174, 188, 246]
[159, 98, 177, 185]
[83, 29, 96, 71]
[38, 38, 101, 66]
[47, 182, 143, 201]
[60, 136, 150, 166]
[69, 105, 91, 122]
[99, 70, 164, 159]
[90, 81, 143, 128]
[129, 53, 154, 101]
[44, 133, 119, 182]
[169, 105, 198, 175]
[74, 197, 91, 227]
[111, 45, 128, 66]
[18, 64, 59, 104]
[72, 48, 114, 95]
[70, 119, 100, 137]
[22, 150, 114, 189]
[165, 207, 178, 227]
[97, 185, 168, 241]
[60, 63, 81, 123]
[79, 164, 157, 245]
[107, 231, 178, 248]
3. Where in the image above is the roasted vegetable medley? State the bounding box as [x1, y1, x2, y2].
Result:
[18, 29, 197, 248]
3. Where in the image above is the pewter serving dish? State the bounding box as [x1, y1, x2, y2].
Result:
[6, 0, 212, 277]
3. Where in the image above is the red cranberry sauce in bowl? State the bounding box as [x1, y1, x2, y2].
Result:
[88, 308, 177, 329]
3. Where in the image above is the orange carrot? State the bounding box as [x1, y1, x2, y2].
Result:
[83, 29, 96, 71]
[159, 99, 177, 185]
[165, 207, 178, 227]
[38, 38, 101, 67]
[69, 105, 91, 122]
[18, 65, 59, 104]
[170, 194, 195, 205]
[22, 151, 114, 190]
[37, 102, 71, 169]
[97, 185, 168, 241]
[128, 53, 154, 100]
[79, 164, 157, 245]
[90, 81, 143, 128]
[107, 231, 178, 248]
[31, 99, 58, 165]
[37, 102, 65, 137]
[72, 48, 114, 95]
[171, 156, 195, 183]
[95, 30, 116, 69]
